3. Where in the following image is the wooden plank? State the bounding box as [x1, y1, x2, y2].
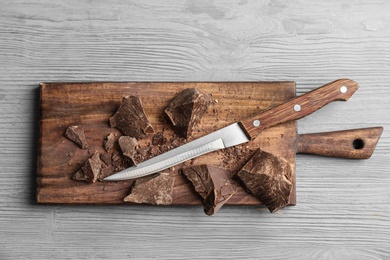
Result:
[37, 82, 297, 205]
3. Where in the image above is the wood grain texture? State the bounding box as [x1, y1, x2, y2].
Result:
[1, 0, 390, 259]
[37, 82, 297, 205]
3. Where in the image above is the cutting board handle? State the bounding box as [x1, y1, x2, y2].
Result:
[297, 127, 383, 159]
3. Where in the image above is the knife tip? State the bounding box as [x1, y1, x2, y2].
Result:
[103, 175, 116, 181]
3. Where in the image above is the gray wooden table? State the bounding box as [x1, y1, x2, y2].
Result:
[1, 1, 389, 259]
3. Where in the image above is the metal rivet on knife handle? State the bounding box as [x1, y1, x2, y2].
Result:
[340, 86, 348, 93]
[294, 104, 301, 112]
[253, 119, 261, 127]
[238, 79, 360, 140]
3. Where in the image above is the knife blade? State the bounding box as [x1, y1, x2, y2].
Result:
[104, 79, 359, 181]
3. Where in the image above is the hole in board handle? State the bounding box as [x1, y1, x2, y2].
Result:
[353, 139, 365, 150]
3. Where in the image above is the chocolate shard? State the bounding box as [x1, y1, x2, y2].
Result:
[109, 96, 154, 139]
[124, 173, 175, 205]
[181, 165, 236, 215]
[236, 149, 293, 213]
[152, 132, 167, 146]
[118, 136, 139, 165]
[111, 150, 131, 172]
[100, 153, 112, 166]
[165, 88, 211, 138]
[72, 151, 102, 183]
[65, 125, 88, 149]
[103, 133, 115, 152]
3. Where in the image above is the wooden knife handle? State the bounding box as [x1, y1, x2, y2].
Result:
[239, 79, 359, 139]
[297, 127, 383, 159]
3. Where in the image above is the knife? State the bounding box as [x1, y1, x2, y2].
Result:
[104, 79, 359, 181]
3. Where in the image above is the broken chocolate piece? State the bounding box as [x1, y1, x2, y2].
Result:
[165, 88, 211, 138]
[98, 153, 115, 180]
[72, 151, 102, 183]
[111, 150, 130, 172]
[100, 153, 112, 166]
[65, 125, 88, 149]
[181, 165, 236, 215]
[124, 173, 175, 205]
[152, 132, 167, 146]
[236, 149, 293, 213]
[118, 136, 139, 165]
[109, 96, 154, 138]
[103, 133, 115, 152]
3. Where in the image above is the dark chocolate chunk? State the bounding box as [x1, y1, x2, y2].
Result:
[109, 96, 154, 139]
[72, 151, 102, 183]
[124, 173, 175, 205]
[236, 149, 293, 213]
[103, 133, 115, 152]
[65, 125, 88, 149]
[149, 146, 159, 156]
[181, 165, 236, 215]
[152, 132, 167, 146]
[118, 136, 139, 165]
[165, 88, 211, 138]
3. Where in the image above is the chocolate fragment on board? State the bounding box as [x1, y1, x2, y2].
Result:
[181, 165, 236, 215]
[124, 173, 175, 205]
[109, 96, 154, 139]
[165, 88, 211, 138]
[72, 151, 102, 183]
[236, 149, 293, 213]
[65, 125, 88, 149]
[103, 133, 115, 152]
[152, 132, 167, 146]
[118, 136, 139, 165]
[111, 150, 131, 172]
[100, 153, 112, 166]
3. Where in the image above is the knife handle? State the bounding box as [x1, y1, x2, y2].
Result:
[239, 79, 359, 139]
[297, 127, 383, 159]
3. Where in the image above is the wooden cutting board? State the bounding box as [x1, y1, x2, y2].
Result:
[37, 82, 297, 205]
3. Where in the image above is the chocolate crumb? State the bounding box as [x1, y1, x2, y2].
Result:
[137, 147, 149, 157]
[152, 132, 167, 146]
[149, 146, 159, 156]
